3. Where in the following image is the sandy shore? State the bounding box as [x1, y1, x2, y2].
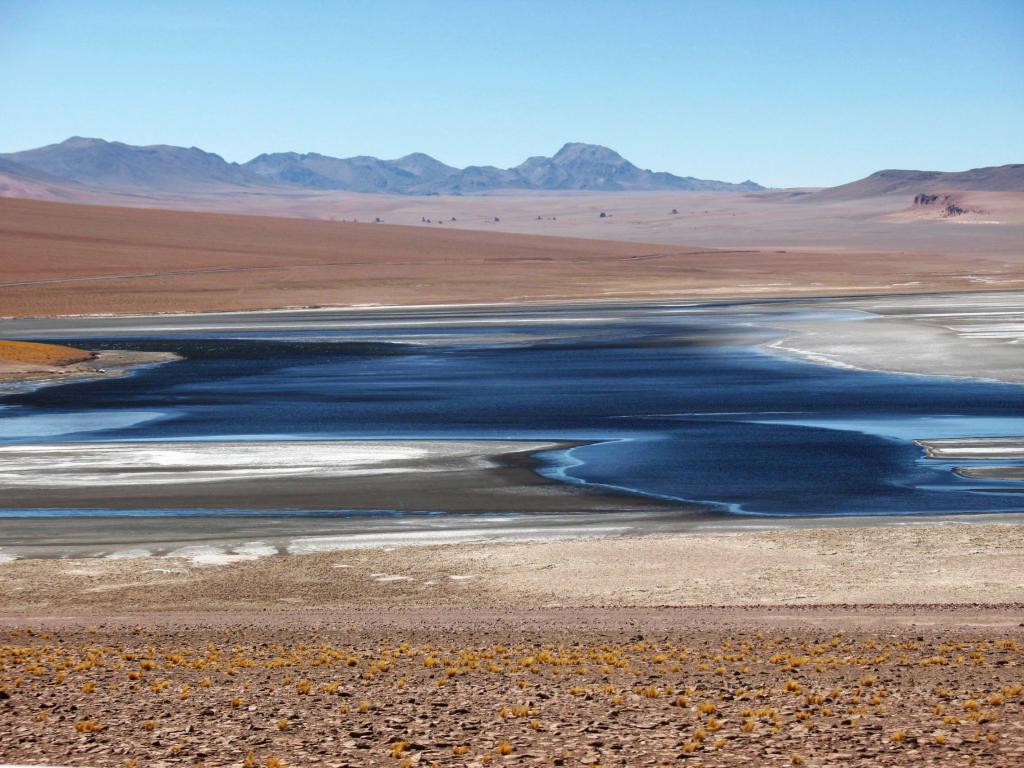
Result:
[2, 521, 1022, 615]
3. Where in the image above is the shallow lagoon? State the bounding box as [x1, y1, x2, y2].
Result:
[2, 300, 1023, 517]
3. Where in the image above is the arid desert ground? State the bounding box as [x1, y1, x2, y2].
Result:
[2, 193, 1024, 317]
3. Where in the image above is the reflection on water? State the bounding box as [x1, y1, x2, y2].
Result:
[2, 300, 1024, 517]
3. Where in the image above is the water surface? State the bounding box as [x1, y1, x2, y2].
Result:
[2, 300, 1023, 517]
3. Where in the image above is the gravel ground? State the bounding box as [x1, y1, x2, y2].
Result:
[1, 608, 1023, 767]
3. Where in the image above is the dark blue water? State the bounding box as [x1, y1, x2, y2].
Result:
[2, 302, 1023, 516]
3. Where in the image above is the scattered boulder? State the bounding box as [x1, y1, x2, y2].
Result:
[913, 192, 972, 217]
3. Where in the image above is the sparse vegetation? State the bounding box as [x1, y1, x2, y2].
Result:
[1, 625, 1021, 765]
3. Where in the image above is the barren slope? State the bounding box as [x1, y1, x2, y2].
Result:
[2, 197, 1022, 317]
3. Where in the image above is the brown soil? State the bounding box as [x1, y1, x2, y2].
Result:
[2, 197, 1021, 318]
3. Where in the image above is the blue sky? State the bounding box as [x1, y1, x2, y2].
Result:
[1, 0, 1021, 187]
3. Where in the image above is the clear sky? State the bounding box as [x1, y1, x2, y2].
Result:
[2, 0, 1022, 187]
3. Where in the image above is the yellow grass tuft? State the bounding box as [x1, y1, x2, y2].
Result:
[0, 340, 92, 367]
[390, 741, 408, 758]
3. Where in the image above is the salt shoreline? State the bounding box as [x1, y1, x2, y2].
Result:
[761, 292, 1024, 385]
[5, 291, 1023, 384]
[2, 521, 1023, 613]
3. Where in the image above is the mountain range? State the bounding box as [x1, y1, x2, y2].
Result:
[0, 138, 763, 195]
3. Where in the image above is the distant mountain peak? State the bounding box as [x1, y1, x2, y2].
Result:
[552, 142, 626, 162]
[396, 151, 440, 162]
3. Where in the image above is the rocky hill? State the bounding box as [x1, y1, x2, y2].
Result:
[809, 164, 1024, 200]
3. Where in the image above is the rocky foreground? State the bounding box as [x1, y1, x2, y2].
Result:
[1, 609, 1022, 767]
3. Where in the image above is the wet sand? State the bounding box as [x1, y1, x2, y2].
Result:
[0, 440, 671, 515]
[957, 467, 1024, 480]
